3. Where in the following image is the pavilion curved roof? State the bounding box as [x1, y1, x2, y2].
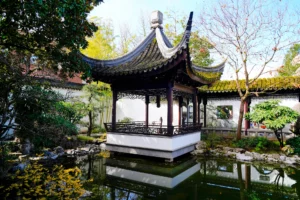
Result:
[81, 12, 225, 85]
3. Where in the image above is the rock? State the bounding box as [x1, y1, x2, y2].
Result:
[44, 151, 58, 159]
[267, 157, 277, 162]
[11, 163, 28, 172]
[226, 151, 237, 158]
[245, 151, 253, 157]
[223, 147, 233, 152]
[54, 146, 64, 155]
[281, 145, 294, 155]
[234, 148, 245, 153]
[196, 141, 207, 150]
[236, 153, 253, 161]
[79, 127, 88, 134]
[216, 145, 224, 149]
[285, 157, 296, 165]
[66, 149, 75, 155]
[18, 155, 28, 162]
[80, 147, 90, 152]
[100, 143, 106, 150]
[271, 154, 280, 160]
[252, 152, 264, 160]
[280, 155, 286, 161]
[193, 149, 205, 155]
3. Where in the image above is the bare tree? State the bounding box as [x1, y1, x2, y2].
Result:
[198, 0, 300, 139]
[138, 9, 151, 38]
[118, 23, 139, 55]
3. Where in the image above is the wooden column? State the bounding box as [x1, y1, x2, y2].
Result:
[187, 98, 190, 124]
[112, 89, 118, 131]
[145, 95, 150, 127]
[203, 96, 207, 127]
[167, 86, 173, 135]
[193, 90, 198, 125]
[197, 94, 201, 125]
[244, 97, 251, 133]
[178, 96, 183, 126]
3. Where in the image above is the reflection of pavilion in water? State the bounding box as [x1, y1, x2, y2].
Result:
[101, 157, 299, 199]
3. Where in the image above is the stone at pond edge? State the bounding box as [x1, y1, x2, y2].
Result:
[196, 141, 207, 150]
[236, 153, 253, 161]
[281, 145, 294, 155]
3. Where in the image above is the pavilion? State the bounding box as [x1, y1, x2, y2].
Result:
[82, 11, 225, 161]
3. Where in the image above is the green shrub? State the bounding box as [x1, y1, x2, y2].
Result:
[233, 137, 278, 152]
[204, 132, 221, 148]
[119, 117, 133, 123]
[286, 137, 300, 155]
[91, 124, 106, 133]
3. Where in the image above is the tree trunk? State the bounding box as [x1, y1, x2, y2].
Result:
[237, 99, 245, 140]
[274, 130, 284, 148]
[88, 111, 92, 136]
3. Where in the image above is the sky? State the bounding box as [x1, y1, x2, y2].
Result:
[89, 0, 300, 80]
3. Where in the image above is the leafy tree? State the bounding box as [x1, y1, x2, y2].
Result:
[0, 0, 102, 140]
[0, 0, 102, 77]
[14, 86, 83, 152]
[279, 44, 300, 76]
[245, 100, 299, 147]
[163, 10, 213, 67]
[81, 18, 118, 59]
[78, 84, 104, 136]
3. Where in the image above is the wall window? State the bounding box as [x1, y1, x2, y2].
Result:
[217, 105, 233, 119]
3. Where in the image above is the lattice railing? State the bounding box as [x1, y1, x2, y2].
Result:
[104, 121, 202, 136]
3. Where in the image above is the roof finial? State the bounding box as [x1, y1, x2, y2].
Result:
[151, 10, 163, 29]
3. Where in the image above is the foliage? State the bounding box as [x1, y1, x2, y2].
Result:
[286, 137, 300, 155]
[0, 0, 102, 78]
[245, 100, 299, 147]
[163, 10, 214, 67]
[77, 135, 95, 142]
[291, 116, 300, 136]
[14, 86, 80, 151]
[4, 162, 85, 199]
[119, 117, 133, 123]
[81, 17, 118, 59]
[76, 83, 108, 136]
[279, 44, 300, 76]
[233, 137, 278, 152]
[202, 132, 222, 148]
[92, 125, 106, 134]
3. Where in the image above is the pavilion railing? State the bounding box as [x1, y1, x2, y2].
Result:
[104, 121, 202, 136]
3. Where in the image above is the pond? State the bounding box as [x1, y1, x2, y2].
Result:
[76, 154, 300, 200]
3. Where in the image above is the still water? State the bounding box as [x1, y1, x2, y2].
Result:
[77, 154, 300, 200]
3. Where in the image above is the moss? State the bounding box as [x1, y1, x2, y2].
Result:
[199, 76, 300, 93]
[193, 71, 222, 82]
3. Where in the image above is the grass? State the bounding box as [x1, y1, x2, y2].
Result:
[77, 135, 95, 142]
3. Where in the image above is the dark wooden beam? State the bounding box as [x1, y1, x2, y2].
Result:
[174, 83, 195, 94]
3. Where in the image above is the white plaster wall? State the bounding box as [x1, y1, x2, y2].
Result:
[203, 94, 299, 129]
[116, 99, 179, 125]
[52, 87, 83, 98]
[106, 163, 200, 188]
[107, 132, 200, 151]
